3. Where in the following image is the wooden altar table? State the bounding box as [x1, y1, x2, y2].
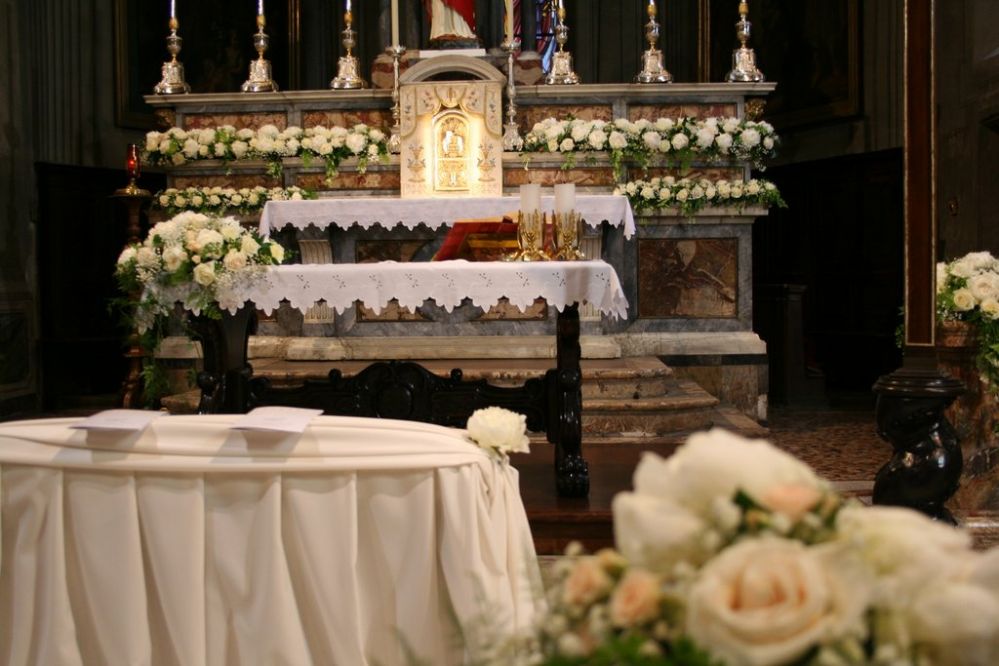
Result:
[0, 414, 542, 665]
[186, 259, 629, 497]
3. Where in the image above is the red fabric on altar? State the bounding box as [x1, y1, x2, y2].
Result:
[424, 0, 477, 32]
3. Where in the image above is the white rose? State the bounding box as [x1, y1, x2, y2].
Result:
[612, 493, 708, 572]
[952, 288, 976, 311]
[174, 196, 187, 207]
[965, 251, 996, 271]
[640, 186, 656, 200]
[145, 133, 160, 151]
[570, 122, 591, 143]
[231, 141, 248, 158]
[223, 249, 247, 271]
[722, 118, 740, 134]
[949, 258, 975, 278]
[937, 262, 949, 294]
[290, 191, 303, 200]
[170, 153, 186, 166]
[369, 129, 385, 142]
[715, 133, 734, 151]
[248, 193, 260, 206]
[908, 581, 999, 665]
[193, 261, 216, 286]
[835, 505, 972, 606]
[690, 185, 704, 200]
[159, 195, 170, 206]
[632, 429, 821, 520]
[981, 298, 999, 319]
[746, 181, 761, 195]
[654, 118, 674, 132]
[670, 133, 689, 150]
[695, 128, 716, 149]
[687, 539, 870, 666]
[763, 136, 776, 150]
[116, 247, 137, 265]
[241, 235, 261, 256]
[608, 131, 628, 150]
[560, 138, 575, 152]
[465, 406, 530, 455]
[969, 273, 999, 301]
[588, 130, 608, 150]
[544, 125, 563, 140]
[162, 245, 187, 272]
[191, 195, 203, 207]
[675, 188, 689, 202]
[642, 131, 661, 150]
[194, 228, 224, 255]
[208, 195, 222, 206]
[625, 182, 638, 196]
[740, 128, 761, 147]
[182, 138, 200, 157]
[231, 194, 243, 205]
[269, 242, 285, 263]
[136, 246, 159, 269]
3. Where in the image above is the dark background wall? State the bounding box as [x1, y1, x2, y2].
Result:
[0, 0, 982, 416]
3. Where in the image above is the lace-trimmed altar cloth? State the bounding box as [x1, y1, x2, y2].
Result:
[212, 259, 630, 319]
[259, 194, 637, 239]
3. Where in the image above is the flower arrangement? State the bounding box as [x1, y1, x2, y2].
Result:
[152, 186, 315, 216]
[521, 116, 779, 177]
[937, 251, 999, 391]
[115, 211, 286, 331]
[489, 428, 999, 666]
[466, 406, 531, 459]
[143, 123, 390, 180]
[614, 176, 785, 217]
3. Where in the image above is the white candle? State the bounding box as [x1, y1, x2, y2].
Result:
[170, 0, 176, 18]
[391, 0, 399, 46]
[554, 183, 576, 215]
[346, 0, 351, 12]
[505, 0, 514, 42]
[519, 184, 541, 214]
[258, 0, 264, 15]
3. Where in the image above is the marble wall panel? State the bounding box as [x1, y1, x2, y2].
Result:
[183, 113, 288, 130]
[519, 105, 613, 133]
[627, 104, 738, 120]
[302, 110, 393, 129]
[637, 238, 738, 318]
[503, 166, 617, 187]
[170, 174, 281, 189]
[295, 171, 401, 191]
[638, 166, 745, 181]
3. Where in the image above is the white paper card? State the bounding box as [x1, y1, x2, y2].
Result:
[71, 409, 164, 431]
[232, 406, 324, 433]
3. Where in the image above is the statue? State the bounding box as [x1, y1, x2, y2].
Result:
[423, 0, 478, 48]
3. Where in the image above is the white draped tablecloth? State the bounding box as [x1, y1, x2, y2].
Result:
[207, 259, 629, 318]
[259, 194, 637, 239]
[0, 415, 543, 666]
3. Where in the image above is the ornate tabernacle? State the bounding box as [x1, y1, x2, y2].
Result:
[144, 67, 776, 420]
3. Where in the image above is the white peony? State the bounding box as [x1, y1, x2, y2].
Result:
[642, 131, 661, 150]
[654, 117, 674, 132]
[695, 128, 716, 149]
[136, 246, 159, 269]
[763, 136, 775, 150]
[182, 138, 200, 157]
[193, 261, 216, 286]
[670, 133, 689, 150]
[715, 133, 734, 151]
[588, 130, 608, 150]
[465, 406, 530, 455]
[608, 131, 628, 150]
[231, 141, 249, 158]
[740, 128, 761, 147]
[686, 538, 871, 666]
[162, 245, 187, 272]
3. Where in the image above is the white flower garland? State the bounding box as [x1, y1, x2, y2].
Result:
[522, 116, 779, 176]
[615, 176, 785, 216]
[152, 186, 315, 216]
[144, 123, 390, 180]
[936, 251, 999, 389]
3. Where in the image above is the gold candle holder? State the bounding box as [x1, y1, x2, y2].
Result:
[726, 1, 765, 83]
[242, 14, 279, 93]
[552, 211, 585, 260]
[154, 16, 191, 94]
[510, 211, 548, 261]
[635, 2, 672, 84]
[330, 9, 367, 89]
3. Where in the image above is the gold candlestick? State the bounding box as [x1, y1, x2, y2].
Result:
[726, 1, 765, 83]
[331, 9, 367, 89]
[552, 211, 585, 260]
[635, 2, 672, 84]
[154, 16, 191, 94]
[509, 211, 548, 261]
[242, 13, 279, 92]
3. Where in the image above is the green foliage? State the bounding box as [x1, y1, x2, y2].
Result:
[541, 636, 722, 666]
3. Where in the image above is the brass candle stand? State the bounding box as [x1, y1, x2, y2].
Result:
[330, 9, 367, 89]
[635, 2, 672, 84]
[501, 39, 523, 151]
[510, 211, 548, 261]
[552, 211, 585, 260]
[726, 1, 765, 83]
[154, 17, 191, 94]
[242, 13, 279, 92]
[545, 5, 580, 85]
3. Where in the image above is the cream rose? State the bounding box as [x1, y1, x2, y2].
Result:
[908, 581, 999, 665]
[609, 569, 661, 628]
[269, 242, 285, 263]
[952, 288, 976, 311]
[981, 297, 999, 319]
[686, 539, 869, 666]
[162, 245, 187, 272]
[612, 493, 707, 572]
[223, 249, 247, 271]
[465, 406, 530, 455]
[759, 483, 823, 522]
[193, 261, 216, 286]
[562, 556, 612, 608]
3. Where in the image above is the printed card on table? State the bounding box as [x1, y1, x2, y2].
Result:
[231, 406, 324, 434]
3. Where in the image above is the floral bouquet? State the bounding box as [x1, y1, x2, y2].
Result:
[115, 211, 286, 332]
[300, 123, 389, 181]
[936, 251, 999, 392]
[522, 116, 779, 178]
[499, 428, 999, 666]
[615, 177, 785, 217]
[153, 185, 315, 216]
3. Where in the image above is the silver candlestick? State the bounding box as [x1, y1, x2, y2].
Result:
[726, 1, 765, 83]
[387, 45, 406, 154]
[242, 13, 279, 93]
[635, 2, 672, 84]
[330, 9, 366, 89]
[544, 5, 579, 85]
[154, 17, 191, 94]
[501, 39, 523, 151]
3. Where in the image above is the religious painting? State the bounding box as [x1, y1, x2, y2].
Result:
[114, 0, 299, 129]
[707, 0, 860, 128]
[435, 112, 471, 191]
[637, 239, 738, 319]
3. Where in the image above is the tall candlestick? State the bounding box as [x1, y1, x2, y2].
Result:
[391, 0, 399, 46]
[505, 0, 514, 41]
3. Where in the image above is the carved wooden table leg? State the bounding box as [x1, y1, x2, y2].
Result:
[552, 304, 589, 497]
[188, 305, 257, 414]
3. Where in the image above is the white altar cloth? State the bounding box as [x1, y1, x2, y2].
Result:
[0, 415, 543, 666]
[259, 194, 637, 239]
[201, 259, 629, 318]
